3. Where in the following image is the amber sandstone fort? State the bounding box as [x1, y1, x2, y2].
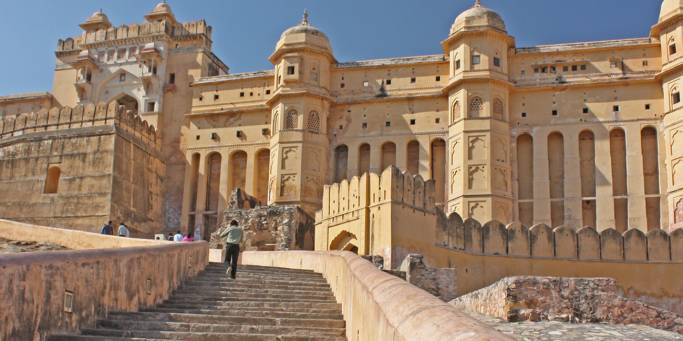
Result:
[2, 1, 683, 340]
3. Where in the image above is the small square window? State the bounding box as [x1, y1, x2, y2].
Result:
[455, 60, 461, 70]
[198, 95, 203, 102]
[410, 77, 416, 83]
[580, 64, 587, 70]
[552, 110, 558, 116]
[435, 118, 440, 124]
[673, 92, 681, 104]
[670, 44, 677, 55]
[542, 67, 547, 73]
[362, 122, 367, 129]
[572, 65, 578, 71]
[266, 89, 271, 95]
[385, 121, 391, 127]
[214, 94, 219, 100]
[196, 135, 200, 140]
[240, 92, 244, 97]
[147, 102, 155, 112]
[493, 57, 500, 67]
[287, 66, 295, 75]
[169, 73, 175, 84]
[645, 104, 650, 110]
[563, 66, 569, 72]
[472, 55, 481, 65]
[582, 107, 589, 114]
[340, 83, 345, 88]
[521, 112, 527, 118]
[410, 119, 416, 125]
[642, 60, 649, 67]
[386, 79, 392, 85]
[363, 81, 369, 87]
[250, 92, 253, 97]
[613, 105, 620, 112]
[119, 73, 126, 82]
[435, 76, 441, 81]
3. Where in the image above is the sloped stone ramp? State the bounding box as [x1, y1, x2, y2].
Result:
[48, 264, 346, 341]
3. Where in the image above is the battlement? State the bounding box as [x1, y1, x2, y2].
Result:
[0, 102, 158, 150]
[437, 212, 683, 263]
[318, 166, 436, 223]
[57, 20, 211, 52]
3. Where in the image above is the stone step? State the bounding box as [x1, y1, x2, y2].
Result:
[155, 300, 341, 311]
[187, 278, 330, 288]
[61, 330, 346, 341]
[105, 312, 345, 328]
[196, 274, 327, 283]
[208, 265, 318, 274]
[163, 296, 337, 305]
[202, 269, 321, 277]
[139, 308, 344, 320]
[88, 321, 347, 336]
[180, 282, 332, 292]
[174, 286, 333, 295]
[170, 290, 335, 301]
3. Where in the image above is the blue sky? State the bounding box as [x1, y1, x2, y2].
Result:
[0, 0, 660, 95]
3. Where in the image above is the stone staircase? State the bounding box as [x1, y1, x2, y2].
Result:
[48, 264, 346, 341]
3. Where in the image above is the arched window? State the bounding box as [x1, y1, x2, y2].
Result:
[469, 97, 482, 118]
[285, 110, 298, 129]
[272, 111, 279, 133]
[44, 166, 61, 194]
[493, 98, 504, 121]
[307, 111, 320, 133]
[610, 128, 628, 232]
[334, 145, 349, 182]
[451, 101, 461, 123]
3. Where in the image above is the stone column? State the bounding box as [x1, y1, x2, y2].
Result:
[370, 142, 383, 174]
[395, 140, 407, 174]
[180, 152, 194, 231]
[245, 150, 256, 196]
[347, 142, 359, 178]
[533, 130, 551, 226]
[593, 128, 615, 231]
[625, 124, 647, 231]
[216, 151, 230, 221]
[563, 129, 582, 228]
[194, 153, 208, 232]
[418, 135, 431, 180]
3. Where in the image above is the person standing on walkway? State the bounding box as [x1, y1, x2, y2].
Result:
[220, 220, 243, 279]
[173, 230, 183, 242]
[117, 222, 130, 237]
[100, 221, 113, 235]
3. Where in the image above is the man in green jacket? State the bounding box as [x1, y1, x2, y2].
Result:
[220, 220, 243, 279]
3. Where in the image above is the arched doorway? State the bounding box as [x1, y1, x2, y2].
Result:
[114, 94, 138, 112]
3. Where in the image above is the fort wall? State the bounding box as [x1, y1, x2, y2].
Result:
[0, 220, 207, 341]
[0, 103, 164, 235]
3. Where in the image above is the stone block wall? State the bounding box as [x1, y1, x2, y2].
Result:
[436, 212, 683, 262]
[450, 276, 683, 334]
[0, 102, 164, 235]
[210, 204, 315, 251]
[399, 254, 457, 301]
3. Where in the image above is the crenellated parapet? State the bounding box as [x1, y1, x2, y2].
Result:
[318, 166, 436, 224]
[436, 212, 683, 263]
[56, 19, 211, 53]
[0, 102, 158, 151]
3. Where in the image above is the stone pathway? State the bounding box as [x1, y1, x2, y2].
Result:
[467, 312, 682, 340]
[0, 237, 69, 253]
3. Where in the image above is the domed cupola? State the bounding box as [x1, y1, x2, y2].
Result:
[145, 1, 177, 24]
[80, 10, 112, 32]
[273, 11, 333, 58]
[659, 0, 683, 22]
[450, 0, 506, 36]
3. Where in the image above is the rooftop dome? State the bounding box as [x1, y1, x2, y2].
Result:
[276, 10, 332, 53]
[145, 1, 176, 23]
[450, 0, 506, 35]
[660, 0, 683, 21]
[80, 10, 112, 31]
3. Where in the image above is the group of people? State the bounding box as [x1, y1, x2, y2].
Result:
[167, 231, 197, 242]
[99, 221, 130, 237]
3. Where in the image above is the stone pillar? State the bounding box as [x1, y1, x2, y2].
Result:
[347, 142, 359, 178]
[180, 152, 194, 230]
[418, 135, 431, 180]
[594, 128, 615, 231]
[625, 124, 647, 230]
[533, 130, 551, 226]
[563, 130, 582, 228]
[216, 151, 230, 220]
[245, 150, 256, 196]
[194, 153, 208, 232]
[370, 143, 383, 174]
[396, 140, 407, 174]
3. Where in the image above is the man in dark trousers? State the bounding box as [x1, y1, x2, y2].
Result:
[220, 220, 243, 279]
[100, 221, 113, 235]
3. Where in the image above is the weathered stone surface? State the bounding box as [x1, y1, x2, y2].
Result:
[399, 254, 457, 301]
[450, 276, 683, 334]
[210, 203, 314, 251]
[0, 237, 68, 253]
